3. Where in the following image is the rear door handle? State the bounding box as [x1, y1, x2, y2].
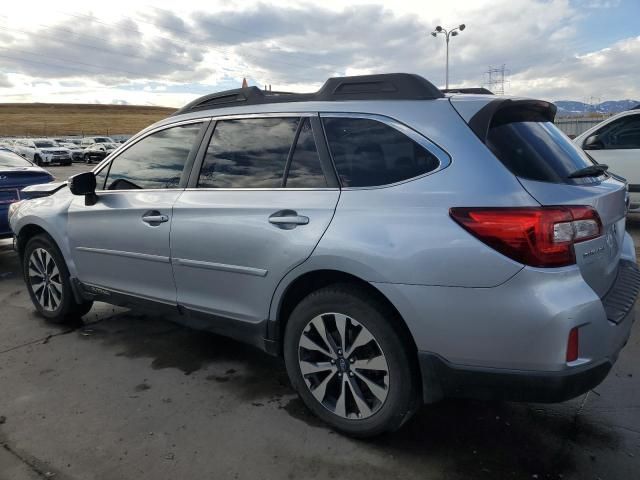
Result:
[269, 210, 309, 228]
[142, 211, 169, 225]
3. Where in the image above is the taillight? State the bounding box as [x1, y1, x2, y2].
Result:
[449, 206, 602, 267]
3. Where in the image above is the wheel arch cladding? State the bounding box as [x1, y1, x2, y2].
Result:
[273, 269, 422, 391]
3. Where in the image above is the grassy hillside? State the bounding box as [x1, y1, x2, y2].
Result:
[0, 103, 177, 137]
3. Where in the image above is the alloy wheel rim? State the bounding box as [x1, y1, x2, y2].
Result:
[28, 248, 63, 312]
[297, 312, 389, 420]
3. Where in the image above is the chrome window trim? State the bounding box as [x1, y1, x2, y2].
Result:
[319, 112, 452, 190]
[92, 118, 208, 192]
[209, 112, 316, 121]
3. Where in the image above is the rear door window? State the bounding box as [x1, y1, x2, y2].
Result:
[322, 117, 440, 187]
[285, 119, 327, 188]
[487, 116, 597, 184]
[198, 118, 299, 188]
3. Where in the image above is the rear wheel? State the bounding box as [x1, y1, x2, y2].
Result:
[84, 154, 91, 164]
[23, 234, 93, 324]
[284, 284, 419, 437]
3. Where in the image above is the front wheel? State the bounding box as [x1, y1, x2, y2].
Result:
[23, 234, 93, 324]
[34, 154, 42, 166]
[284, 284, 419, 437]
[84, 154, 91, 164]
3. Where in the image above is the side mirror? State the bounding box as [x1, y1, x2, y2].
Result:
[583, 134, 604, 150]
[68, 172, 98, 206]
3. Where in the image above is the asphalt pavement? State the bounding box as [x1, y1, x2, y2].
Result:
[0, 163, 638, 479]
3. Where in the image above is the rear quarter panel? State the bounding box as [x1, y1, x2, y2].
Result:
[309, 100, 537, 288]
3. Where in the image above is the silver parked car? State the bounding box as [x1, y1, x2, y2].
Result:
[9, 74, 640, 437]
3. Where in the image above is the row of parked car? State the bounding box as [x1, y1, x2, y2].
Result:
[0, 136, 127, 166]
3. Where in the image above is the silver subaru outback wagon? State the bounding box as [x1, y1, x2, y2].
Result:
[9, 74, 640, 437]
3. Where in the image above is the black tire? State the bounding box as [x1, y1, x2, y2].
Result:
[84, 154, 91, 164]
[284, 284, 419, 437]
[34, 154, 42, 166]
[22, 234, 93, 324]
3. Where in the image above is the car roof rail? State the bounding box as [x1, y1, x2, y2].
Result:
[442, 87, 494, 95]
[172, 73, 444, 116]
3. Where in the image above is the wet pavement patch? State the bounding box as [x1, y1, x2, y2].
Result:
[78, 312, 294, 401]
[366, 399, 621, 480]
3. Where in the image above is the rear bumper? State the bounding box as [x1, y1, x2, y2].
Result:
[418, 353, 613, 403]
[412, 262, 638, 404]
[375, 242, 638, 404]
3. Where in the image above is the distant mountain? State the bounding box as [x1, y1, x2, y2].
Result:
[555, 99, 639, 117]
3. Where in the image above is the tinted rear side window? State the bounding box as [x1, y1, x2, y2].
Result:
[322, 117, 440, 187]
[198, 118, 299, 188]
[487, 118, 596, 183]
[285, 119, 327, 188]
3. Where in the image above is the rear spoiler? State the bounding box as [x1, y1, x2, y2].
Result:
[21, 181, 67, 199]
[467, 99, 557, 143]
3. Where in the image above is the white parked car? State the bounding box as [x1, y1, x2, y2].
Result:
[13, 139, 72, 166]
[79, 136, 116, 148]
[574, 107, 640, 212]
[57, 142, 86, 162]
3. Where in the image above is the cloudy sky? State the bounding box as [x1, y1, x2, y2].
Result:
[0, 0, 638, 107]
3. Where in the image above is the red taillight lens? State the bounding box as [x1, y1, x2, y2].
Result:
[566, 327, 579, 362]
[449, 206, 602, 267]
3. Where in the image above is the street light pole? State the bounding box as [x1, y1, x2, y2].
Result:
[431, 24, 466, 90]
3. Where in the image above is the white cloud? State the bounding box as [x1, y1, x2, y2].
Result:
[0, 0, 637, 106]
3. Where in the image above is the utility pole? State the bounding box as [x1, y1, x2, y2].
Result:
[431, 24, 466, 89]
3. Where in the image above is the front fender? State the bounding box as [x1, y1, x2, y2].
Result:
[11, 191, 76, 276]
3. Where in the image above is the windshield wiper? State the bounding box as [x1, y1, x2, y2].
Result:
[567, 164, 608, 179]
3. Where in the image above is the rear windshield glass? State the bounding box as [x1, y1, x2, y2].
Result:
[487, 118, 597, 184]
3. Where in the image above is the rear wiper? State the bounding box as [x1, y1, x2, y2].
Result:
[567, 164, 609, 179]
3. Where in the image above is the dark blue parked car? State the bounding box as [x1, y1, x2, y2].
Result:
[0, 148, 54, 238]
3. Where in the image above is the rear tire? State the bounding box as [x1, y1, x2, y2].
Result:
[22, 234, 93, 324]
[84, 154, 91, 164]
[284, 284, 419, 437]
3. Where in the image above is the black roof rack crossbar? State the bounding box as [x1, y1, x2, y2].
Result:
[172, 73, 444, 116]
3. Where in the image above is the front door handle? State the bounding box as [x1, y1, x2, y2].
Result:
[269, 210, 309, 229]
[142, 211, 169, 225]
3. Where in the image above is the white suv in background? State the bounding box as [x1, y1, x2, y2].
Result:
[13, 139, 72, 166]
[575, 107, 640, 211]
[80, 136, 116, 148]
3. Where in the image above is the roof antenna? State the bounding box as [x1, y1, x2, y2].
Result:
[241, 77, 248, 88]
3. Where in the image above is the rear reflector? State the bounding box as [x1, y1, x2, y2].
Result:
[566, 327, 579, 362]
[449, 206, 602, 267]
